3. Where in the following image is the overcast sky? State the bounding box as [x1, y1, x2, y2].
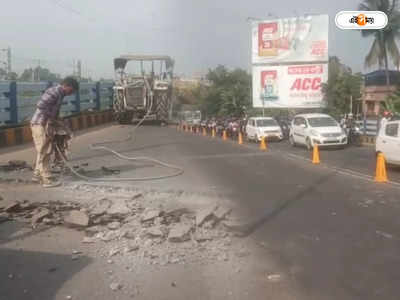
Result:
[0, 0, 377, 79]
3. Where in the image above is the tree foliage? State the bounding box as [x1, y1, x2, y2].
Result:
[199, 65, 251, 118]
[19, 67, 61, 82]
[0, 68, 6, 79]
[359, 0, 400, 84]
[322, 56, 363, 118]
[383, 85, 400, 113]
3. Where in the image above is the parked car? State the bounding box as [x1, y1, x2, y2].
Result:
[246, 117, 283, 142]
[289, 113, 347, 150]
[376, 120, 400, 166]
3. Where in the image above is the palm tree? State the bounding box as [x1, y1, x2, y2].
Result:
[359, 0, 400, 86]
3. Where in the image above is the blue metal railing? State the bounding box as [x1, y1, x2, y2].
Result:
[0, 81, 114, 126]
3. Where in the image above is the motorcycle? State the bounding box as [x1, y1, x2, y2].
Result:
[227, 120, 240, 139]
[348, 125, 362, 147]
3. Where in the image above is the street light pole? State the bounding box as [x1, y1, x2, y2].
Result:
[350, 95, 353, 115]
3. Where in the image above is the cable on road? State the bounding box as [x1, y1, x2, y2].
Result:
[58, 83, 184, 182]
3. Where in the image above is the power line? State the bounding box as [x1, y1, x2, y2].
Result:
[48, 0, 96, 23]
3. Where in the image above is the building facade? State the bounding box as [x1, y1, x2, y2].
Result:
[362, 70, 400, 116]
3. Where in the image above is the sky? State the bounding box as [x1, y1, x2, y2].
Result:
[0, 0, 378, 80]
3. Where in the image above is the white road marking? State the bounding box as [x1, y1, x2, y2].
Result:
[186, 152, 271, 160]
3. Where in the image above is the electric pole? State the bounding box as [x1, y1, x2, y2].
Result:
[72, 59, 76, 77]
[7, 47, 11, 74]
[77, 60, 82, 80]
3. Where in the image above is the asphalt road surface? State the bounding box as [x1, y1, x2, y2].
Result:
[2, 123, 400, 300]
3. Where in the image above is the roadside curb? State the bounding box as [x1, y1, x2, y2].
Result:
[0, 110, 114, 148]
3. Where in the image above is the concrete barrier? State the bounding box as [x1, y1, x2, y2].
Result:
[361, 135, 376, 145]
[0, 110, 114, 148]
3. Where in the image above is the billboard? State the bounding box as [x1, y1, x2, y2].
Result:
[252, 15, 328, 64]
[252, 64, 328, 108]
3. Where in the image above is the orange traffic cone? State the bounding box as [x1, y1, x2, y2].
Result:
[375, 153, 388, 183]
[238, 132, 243, 145]
[312, 144, 320, 164]
[212, 128, 216, 138]
[223, 130, 228, 141]
[260, 136, 267, 150]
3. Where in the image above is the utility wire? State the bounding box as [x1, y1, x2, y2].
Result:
[48, 0, 96, 23]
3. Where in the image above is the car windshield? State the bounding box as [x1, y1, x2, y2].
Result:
[307, 117, 338, 127]
[256, 119, 278, 127]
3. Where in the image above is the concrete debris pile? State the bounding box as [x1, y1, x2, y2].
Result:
[0, 194, 244, 266]
[0, 160, 32, 172]
[0, 198, 82, 227]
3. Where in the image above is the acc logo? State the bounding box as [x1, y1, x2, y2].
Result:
[335, 11, 387, 29]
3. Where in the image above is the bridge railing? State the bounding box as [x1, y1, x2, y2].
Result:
[0, 81, 114, 126]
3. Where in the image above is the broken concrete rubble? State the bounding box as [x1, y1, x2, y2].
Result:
[64, 210, 89, 227]
[146, 227, 165, 238]
[141, 209, 161, 222]
[31, 208, 51, 225]
[107, 221, 121, 230]
[0, 200, 20, 213]
[101, 231, 120, 242]
[213, 206, 232, 220]
[0, 185, 250, 275]
[196, 205, 218, 227]
[82, 237, 96, 244]
[85, 225, 105, 236]
[109, 248, 120, 257]
[168, 223, 193, 242]
[0, 160, 31, 172]
[90, 198, 111, 216]
[106, 200, 130, 217]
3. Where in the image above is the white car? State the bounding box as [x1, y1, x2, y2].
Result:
[289, 113, 347, 150]
[246, 117, 283, 142]
[376, 120, 400, 165]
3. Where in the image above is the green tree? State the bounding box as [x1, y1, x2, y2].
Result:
[359, 0, 400, 85]
[383, 85, 400, 113]
[200, 65, 251, 118]
[8, 72, 18, 80]
[322, 57, 363, 118]
[0, 68, 6, 80]
[19, 67, 61, 82]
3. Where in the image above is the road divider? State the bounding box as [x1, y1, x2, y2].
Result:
[375, 153, 388, 183]
[174, 126, 399, 186]
[0, 110, 113, 148]
[312, 144, 321, 164]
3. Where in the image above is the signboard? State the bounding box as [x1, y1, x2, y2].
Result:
[252, 64, 328, 108]
[252, 15, 328, 64]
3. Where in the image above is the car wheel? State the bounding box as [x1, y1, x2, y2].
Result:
[289, 135, 296, 147]
[306, 137, 312, 150]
